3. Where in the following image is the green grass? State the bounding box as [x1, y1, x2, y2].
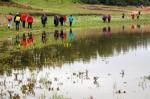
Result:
[0, 14, 150, 39]
[0, 0, 142, 15]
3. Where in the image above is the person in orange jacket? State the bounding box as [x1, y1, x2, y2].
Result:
[21, 12, 27, 28]
[27, 14, 33, 29]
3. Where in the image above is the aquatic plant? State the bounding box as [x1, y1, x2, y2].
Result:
[147, 76, 150, 80]
[21, 85, 28, 94]
[50, 93, 66, 99]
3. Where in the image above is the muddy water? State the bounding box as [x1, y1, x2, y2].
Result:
[0, 26, 150, 99]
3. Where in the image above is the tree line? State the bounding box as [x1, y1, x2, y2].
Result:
[1, 0, 150, 6]
[0, 0, 10, 2]
[79, 0, 150, 6]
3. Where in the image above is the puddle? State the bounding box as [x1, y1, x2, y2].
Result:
[0, 25, 150, 99]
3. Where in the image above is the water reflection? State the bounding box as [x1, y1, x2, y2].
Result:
[54, 30, 59, 40]
[0, 29, 150, 69]
[0, 27, 150, 99]
[22, 34, 27, 49]
[102, 26, 112, 37]
[69, 29, 75, 41]
[42, 31, 47, 44]
[27, 33, 33, 45]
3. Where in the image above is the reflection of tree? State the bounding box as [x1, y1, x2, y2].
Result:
[1, 32, 150, 73]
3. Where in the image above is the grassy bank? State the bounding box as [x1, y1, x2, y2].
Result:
[0, 0, 150, 44]
[0, 14, 150, 39]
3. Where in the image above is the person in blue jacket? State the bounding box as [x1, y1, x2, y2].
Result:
[69, 15, 74, 27]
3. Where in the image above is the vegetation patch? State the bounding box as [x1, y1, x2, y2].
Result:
[147, 76, 150, 80]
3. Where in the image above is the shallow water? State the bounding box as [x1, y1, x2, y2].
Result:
[0, 25, 150, 99]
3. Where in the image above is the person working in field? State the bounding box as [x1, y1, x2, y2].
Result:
[6, 13, 13, 29]
[131, 12, 135, 20]
[21, 12, 27, 28]
[14, 13, 21, 31]
[122, 13, 125, 19]
[41, 14, 47, 28]
[137, 11, 141, 20]
[60, 16, 64, 26]
[69, 15, 74, 27]
[107, 14, 111, 23]
[102, 15, 107, 23]
[54, 15, 59, 27]
[27, 14, 33, 29]
[64, 15, 67, 24]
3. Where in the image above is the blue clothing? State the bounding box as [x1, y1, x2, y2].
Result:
[69, 32, 74, 41]
[69, 16, 74, 22]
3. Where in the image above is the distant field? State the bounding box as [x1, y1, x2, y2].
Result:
[1, 0, 149, 15]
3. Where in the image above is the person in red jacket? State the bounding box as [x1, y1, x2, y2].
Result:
[21, 12, 27, 28]
[64, 16, 67, 22]
[27, 14, 33, 29]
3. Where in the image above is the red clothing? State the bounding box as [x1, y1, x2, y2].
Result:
[64, 32, 67, 39]
[131, 24, 135, 29]
[22, 39, 27, 49]
[27, 16, 33, 23]
[64, 16, 67, 22]
[28, 37, 33, 45]
[131, 14, 135, 20]
[21, 12, 27, 21]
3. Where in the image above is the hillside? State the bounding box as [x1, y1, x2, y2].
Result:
[0, 0, 150, 15]
[0, 0, 144, 15]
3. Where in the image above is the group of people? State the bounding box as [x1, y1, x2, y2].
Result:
[14, 28, 74, 49]
[15, 32, 34, 49]
[5, 11, 142, 31]
[54, 15, 74, 27]
[102, 14, 111, 23]
[54, 29, 74, 41]
[122, 11, 141, 20]
[6, 12, 74, 31]
[7, 12, 33, 30]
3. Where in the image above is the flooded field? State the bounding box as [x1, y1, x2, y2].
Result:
[0, 25, 150, 99]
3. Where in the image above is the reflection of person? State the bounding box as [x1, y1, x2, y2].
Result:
[63, 29, 67, 40]
[54, 30, 59, 40]
[122, 25, 125, 30]
[60, 29, 64, 39]
[42, 31, 47, 44]
[21, 34, 27, 49]
[69, 29, 74, 41]
[102, 27, 107, 33]
[15, 34, 20, 46]
[107, 26, 112, 37]
[102, 26, 112, 37]
[27, 33, 33, 45]
[131, 24, 136, 29]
